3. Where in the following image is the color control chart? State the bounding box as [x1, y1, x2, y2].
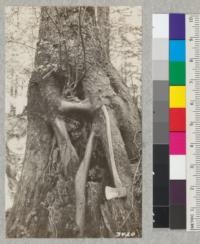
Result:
[153, 14, 169, 228]
[153, 13, 200, 231]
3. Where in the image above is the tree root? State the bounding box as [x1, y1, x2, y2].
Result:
[52, 117, 79, 177]
[75, 128, 95, 236]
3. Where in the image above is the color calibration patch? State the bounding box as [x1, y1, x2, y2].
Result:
[153, 13, 186, 230]
[153, 13, 200, 231]
[169, 13, 186, 229]
[153, 14, 169, 228]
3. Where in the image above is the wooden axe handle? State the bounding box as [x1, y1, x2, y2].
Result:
[101, 105, 122, 187]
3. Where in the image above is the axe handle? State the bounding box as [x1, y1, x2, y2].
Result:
[102, 105, 122, 188]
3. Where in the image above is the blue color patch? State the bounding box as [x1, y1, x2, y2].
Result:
[169, 40, 185, 61]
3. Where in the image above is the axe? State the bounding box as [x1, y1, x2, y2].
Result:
[102, 105, 127, 201]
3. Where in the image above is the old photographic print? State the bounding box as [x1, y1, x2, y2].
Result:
[5, 6, 142, 238]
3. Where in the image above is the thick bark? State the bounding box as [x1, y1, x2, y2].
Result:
[7, 73, 53, 237]
[85, 181, 106, 237]
[104, 61, 141, 163]
[97, 7, 110, 56]
[6, 6, 141, 238]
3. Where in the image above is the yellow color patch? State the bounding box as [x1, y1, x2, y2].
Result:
[170, 86, 186, 108]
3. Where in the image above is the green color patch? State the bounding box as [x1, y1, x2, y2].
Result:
[170, 62, 185, 86]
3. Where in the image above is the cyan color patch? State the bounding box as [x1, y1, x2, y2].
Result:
[169, 40, 185, 61]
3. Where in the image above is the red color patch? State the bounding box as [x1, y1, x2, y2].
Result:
[170, 108, 185, 132]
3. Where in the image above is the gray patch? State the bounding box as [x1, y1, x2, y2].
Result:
[153, 122, 169, 144]
[152, 60, 169, 80]
[153, 81, 169, 102]
[152, 39, 169, 61]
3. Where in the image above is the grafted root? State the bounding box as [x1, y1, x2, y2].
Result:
[59, 98, 93, 114]
[52, 117, 79, 176]
[75, 128, 95, 236]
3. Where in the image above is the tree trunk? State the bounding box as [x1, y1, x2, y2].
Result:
[6, 6, 141, 238]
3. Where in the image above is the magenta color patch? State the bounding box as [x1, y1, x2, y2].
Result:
[170, 132, 186, 155]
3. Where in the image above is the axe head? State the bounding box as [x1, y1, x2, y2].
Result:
[105, 186, 127, 200]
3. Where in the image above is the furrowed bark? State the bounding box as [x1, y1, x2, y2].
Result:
[85, 182, 106, 237]
[6, 73, 53, 237]
[104, 61, 141, 163]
